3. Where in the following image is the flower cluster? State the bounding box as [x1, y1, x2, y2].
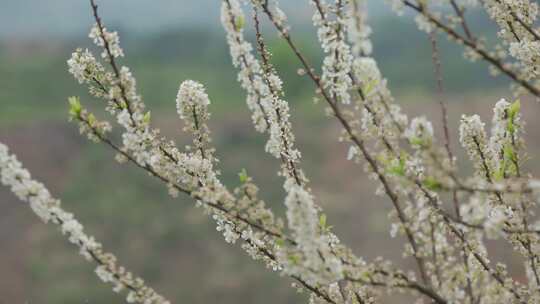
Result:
[346, 0, 372, 57]
[221, 0, 269, 133]
[404, 116, 434, 148]
[89, 23, 124, 59]
[221, 0, 303, 181]
[459, 114, 494, 178]
[311, 0, 353, 105]
[176, 80, 215, 163]
[67, 48, 105, 84]
[280, 185, 343, 285]
[483, 0, 540, 80]
[489, 99, 523, 178]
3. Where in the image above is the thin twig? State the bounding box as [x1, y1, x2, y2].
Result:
[403, 0, 540, 98]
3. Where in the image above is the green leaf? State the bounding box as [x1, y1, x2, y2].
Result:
[423, 176, 442, 191]
[503, 144, 516, 162]
[238, 168, 248, 183]
[143, 111, 151, 124]
[68, 96, 82, 117]
[388, 154, 407, 177]
[234, 16, 245, 31]
[507, 99, 520, 133]
[319, 214, 327, 229]
[507, 120, 515, 134]
[88, 113, 96, 127]
[362, 78, 379, 96]
[409, 136, 425, 147]
[495, 144, 518, 180]
[376, 154, 389, 166]
[494, 165, 505, 181]
[288, 254, 300, 265]
[508, 99, 521, 120]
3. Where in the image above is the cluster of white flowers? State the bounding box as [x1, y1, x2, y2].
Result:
[176, 80, 214, 162]
[489, 99, 522, 176]
[221, 0, 269, 133]
[483, 0, 538, 41]
[281, 185, 343, 285]
[404, 116, 434, 148]
[385, 0, 405, 15]
[349, 45, 407, 147]
[459, 114, 494, 179]
[509, 40, 540, 79]
[222, 0, 303, 181]
[89, 23, 124, 59]
[415, 14, 433, 33]
[346, 0, 372, 56]
[176, 80, 210, 119]
[312, 0, 353, 105]
[482, 0, 540, 80]
[67, 49, 114, 109]
[67, 48, 105, 84]
[0, 143, 170, 304]
[459, 100, 540, 288]
[223, 1, 350, 290]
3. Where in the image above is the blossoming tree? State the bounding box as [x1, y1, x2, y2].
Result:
[2, 0, 540, 303]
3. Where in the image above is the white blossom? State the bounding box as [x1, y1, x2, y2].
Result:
[405, 116, 434, 148]
[312, 0, 353, 105]
[282, 185, 343, 285]
[89, 23, 124, 59]
[460, 114, 495, 178]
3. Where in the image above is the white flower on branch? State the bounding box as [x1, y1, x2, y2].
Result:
[89, 23, 124, 59]
[282, 184, 343, 285]
[312, 0, 353, 105]
[459, 114, 495, 179]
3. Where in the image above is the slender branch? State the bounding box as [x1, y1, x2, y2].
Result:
[428, 30, 476, 301]
[89, 0, 136, 122]
[252, 7, 303, 186]
[449, 0, 475, 41]
[77, 113, 289, 243]
[403, 0, 540, 98]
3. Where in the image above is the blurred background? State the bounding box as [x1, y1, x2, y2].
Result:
[1, 1, 539, 303]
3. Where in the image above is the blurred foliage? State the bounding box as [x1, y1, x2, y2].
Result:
[0, 13, 505, 125]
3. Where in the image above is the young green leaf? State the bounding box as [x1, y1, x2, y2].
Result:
[68, 96, 82, 117]
[234, 15, 245, 31]
[238, 168, 248, 183]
